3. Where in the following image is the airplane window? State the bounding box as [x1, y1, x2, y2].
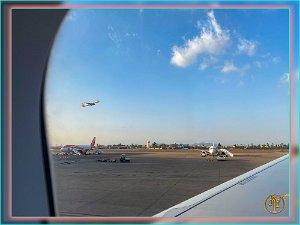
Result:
[45, 8, 289, 217]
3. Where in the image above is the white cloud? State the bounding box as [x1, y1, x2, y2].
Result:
[107, 26, 121, 48]
[237, 38, 256, 56]
[200, 62, 209, 70]
[156, 49, 161, 56]
[261, 52, 271, 58]
[221, 62, 250, 75]
[221, 62, 239, 73]
[125, 32, 138, 37]
[171, 11, 230, 68]
[280, 73, 289, 84]
[254, 61, 262, 68]
[65, 10, 77, 21]
[272, 57, 280, 64]
[242, 64, 251, 73]
[199, 56, 218, 71]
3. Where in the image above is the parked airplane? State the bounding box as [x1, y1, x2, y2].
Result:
[80, 100, 100, 107]
[201, 144, 234, 158]
[60, 137, 100, 155]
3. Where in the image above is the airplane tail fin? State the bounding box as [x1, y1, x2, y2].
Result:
[90, 137, 96, 147]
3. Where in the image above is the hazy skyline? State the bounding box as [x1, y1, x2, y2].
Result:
[46, 7, 293, 146]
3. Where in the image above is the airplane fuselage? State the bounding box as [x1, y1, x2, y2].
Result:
[60, 145, 92, 152]
[80, 100, 100, 107]
[60, 145, 93, 155]
[60, 137, 96, 155]
[208, 145, 219, 155]
[205, 145, 234, 158]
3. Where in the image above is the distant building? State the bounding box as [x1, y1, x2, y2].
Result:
[146, 140, 150, 149]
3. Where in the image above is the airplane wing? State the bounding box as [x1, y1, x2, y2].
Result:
[72, 149, 82, 155]
[154, 154, 289, 217]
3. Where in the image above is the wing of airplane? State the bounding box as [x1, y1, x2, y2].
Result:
[72, 149, 83, 155]
[154, 154, 289, 218]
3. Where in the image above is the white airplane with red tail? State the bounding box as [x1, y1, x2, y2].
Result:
[80, 100, 100, 107]
[60, 137, 101, 155]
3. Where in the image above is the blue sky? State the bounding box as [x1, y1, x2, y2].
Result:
[46, 7, 294, 146]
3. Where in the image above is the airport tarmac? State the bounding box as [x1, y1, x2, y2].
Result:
[51, 149, 287, 217]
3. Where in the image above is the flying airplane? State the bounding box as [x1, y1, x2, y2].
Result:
[80, 100, 100, 107]
[201, 144, 234, 159]
[60, 137, 101, 155]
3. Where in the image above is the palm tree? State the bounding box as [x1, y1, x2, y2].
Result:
[152, 142, 157, 148]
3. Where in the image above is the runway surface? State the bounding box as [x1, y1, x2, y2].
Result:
[51, 150, 287, 217]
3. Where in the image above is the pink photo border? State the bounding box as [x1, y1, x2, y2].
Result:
[6, 3, 294, 223]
